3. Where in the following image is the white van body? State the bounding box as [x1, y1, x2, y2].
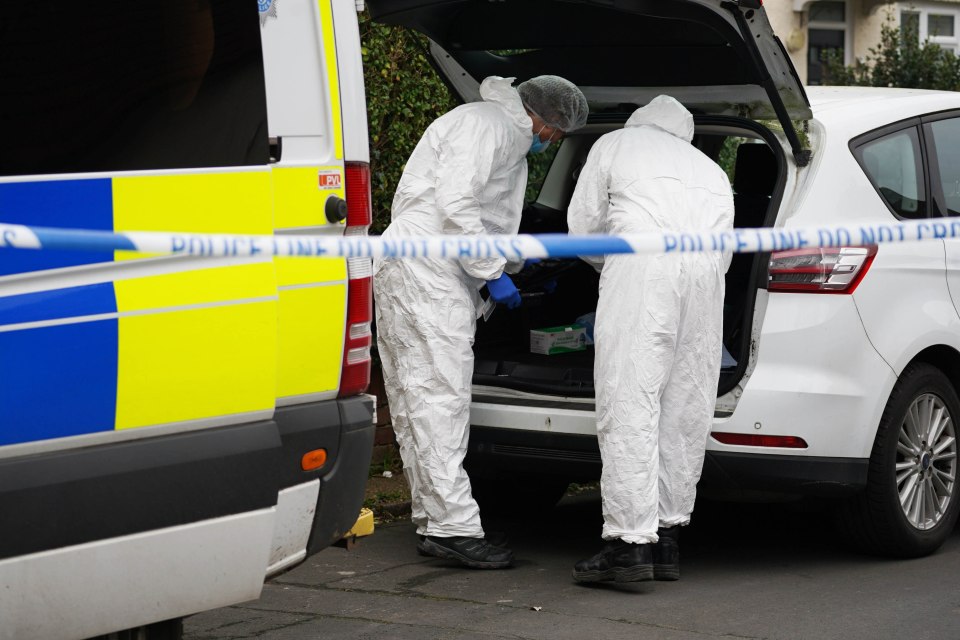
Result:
[0, 2, 374, 638]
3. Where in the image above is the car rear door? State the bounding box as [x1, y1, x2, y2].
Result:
[921, 111, 960, 321]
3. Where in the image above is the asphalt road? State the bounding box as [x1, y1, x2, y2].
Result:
[184, 489, 960, 640]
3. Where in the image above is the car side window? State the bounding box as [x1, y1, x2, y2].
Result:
[926, 117, 960, 216]
[857, 128, 927, 219]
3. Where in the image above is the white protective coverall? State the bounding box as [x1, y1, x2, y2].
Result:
[567, 95, 734, 544]
[373, 77, 532, 538]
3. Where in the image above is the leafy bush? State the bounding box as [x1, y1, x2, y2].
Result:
[359, 14, 550, 232]
[359, 12, 456, 232]
[823, 15, 960, 90]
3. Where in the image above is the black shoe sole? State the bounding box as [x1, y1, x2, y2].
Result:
[417, 537, 513, 569]
[572, 564, 654, 583]
[653, 564, 679, 581]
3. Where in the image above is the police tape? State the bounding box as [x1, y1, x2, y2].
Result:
[3, 218, 960, 260]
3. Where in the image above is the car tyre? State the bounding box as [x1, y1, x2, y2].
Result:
[838, 362, 960, 558]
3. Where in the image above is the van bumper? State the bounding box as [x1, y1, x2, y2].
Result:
[272, 394, 376, 556]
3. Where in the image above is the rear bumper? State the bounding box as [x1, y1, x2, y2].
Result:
[466, 426, 867, 497]
[273, 395, 376, 554]
[700, 450, 867, 497]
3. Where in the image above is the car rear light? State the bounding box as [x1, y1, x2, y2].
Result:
[768, 246, 877, 293]
[339, 161, 372, 398]
[712, 432, 808, 448]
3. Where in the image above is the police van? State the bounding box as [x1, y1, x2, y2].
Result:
[0, 1, 374, 638]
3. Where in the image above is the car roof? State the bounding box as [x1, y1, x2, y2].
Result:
[807, 86, 960, 137]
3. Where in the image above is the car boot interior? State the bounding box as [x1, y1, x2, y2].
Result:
[472, 126, 781, 399]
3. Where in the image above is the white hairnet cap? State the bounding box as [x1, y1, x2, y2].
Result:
[517, 75, 589, 132]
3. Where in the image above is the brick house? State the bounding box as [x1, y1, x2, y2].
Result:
[766, 1, 960, 85]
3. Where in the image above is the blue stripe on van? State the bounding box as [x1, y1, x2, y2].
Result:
[0, 179, 113, 276]
[0, 319, 118, 446]
[0, 283, 117, 327]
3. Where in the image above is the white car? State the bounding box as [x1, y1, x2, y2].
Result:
[368, 0, 960, 557]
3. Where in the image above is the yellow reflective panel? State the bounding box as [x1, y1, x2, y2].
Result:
[113, 171, 272, 234]
[116, 301, 277, 430]
[115, 261, 276, 313]
[274, 255, 346, 288]
[318, 0, 343, 161]
[276, 284, 345, 398]
[272, 166, 345, 230]
[112, 171, 272, 260]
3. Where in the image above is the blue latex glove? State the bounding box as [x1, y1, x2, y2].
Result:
[486, 273, 522, 309]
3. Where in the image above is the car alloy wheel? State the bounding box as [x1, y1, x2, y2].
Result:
[896, 392, 957, 531]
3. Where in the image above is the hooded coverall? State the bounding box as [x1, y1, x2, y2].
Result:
[373, 77, 532, 538]
[567, 95, 735, 544]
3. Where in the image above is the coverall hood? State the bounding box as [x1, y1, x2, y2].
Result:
[625, 95, 694, 143]
[479, 76, 533, 134]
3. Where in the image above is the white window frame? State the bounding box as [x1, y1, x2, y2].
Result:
[900, 2, 960, 54]
[808, 0, 853, 66]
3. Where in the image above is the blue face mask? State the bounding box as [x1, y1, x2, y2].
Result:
[529, 125, 552, 154]
[530, 136, 552, 154]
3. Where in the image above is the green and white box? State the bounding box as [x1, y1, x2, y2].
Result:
[530, 324, 587, 355]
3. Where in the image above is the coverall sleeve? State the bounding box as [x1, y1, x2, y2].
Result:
[504, 260, 525, 275]
[434, 115, 511, 281]
[567, 140, 611, 272]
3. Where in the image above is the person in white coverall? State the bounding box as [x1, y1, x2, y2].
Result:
[373, 75, 589, 569]
[567, 95, 734, 583]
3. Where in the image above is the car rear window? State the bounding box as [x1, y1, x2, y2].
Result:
[856, 127, 927, 219]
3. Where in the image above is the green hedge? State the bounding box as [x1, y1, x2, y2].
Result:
[359, 14, 552, 232]
[359, 12, 457, 233]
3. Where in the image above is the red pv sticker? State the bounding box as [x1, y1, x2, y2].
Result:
[319, 171, 341, 190]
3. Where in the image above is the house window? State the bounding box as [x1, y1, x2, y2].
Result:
[901, 3, 960, 54]
[808, 1, 850, 85]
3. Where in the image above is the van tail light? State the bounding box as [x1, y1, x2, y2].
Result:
[768, 246, 877, 293]
[712, 433, 807, 448]
[344, 162, 373, 234]
[339, 161, 373, 398]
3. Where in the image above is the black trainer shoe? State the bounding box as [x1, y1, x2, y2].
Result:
[653, 526, 680, 581]
[418, 531, 509, 551]
[417, 535, 514, 569]
[572, 539, 654, 583]
[484, 530, 510, 548]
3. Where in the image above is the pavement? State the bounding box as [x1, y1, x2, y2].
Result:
[185, 489, 960, 640]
